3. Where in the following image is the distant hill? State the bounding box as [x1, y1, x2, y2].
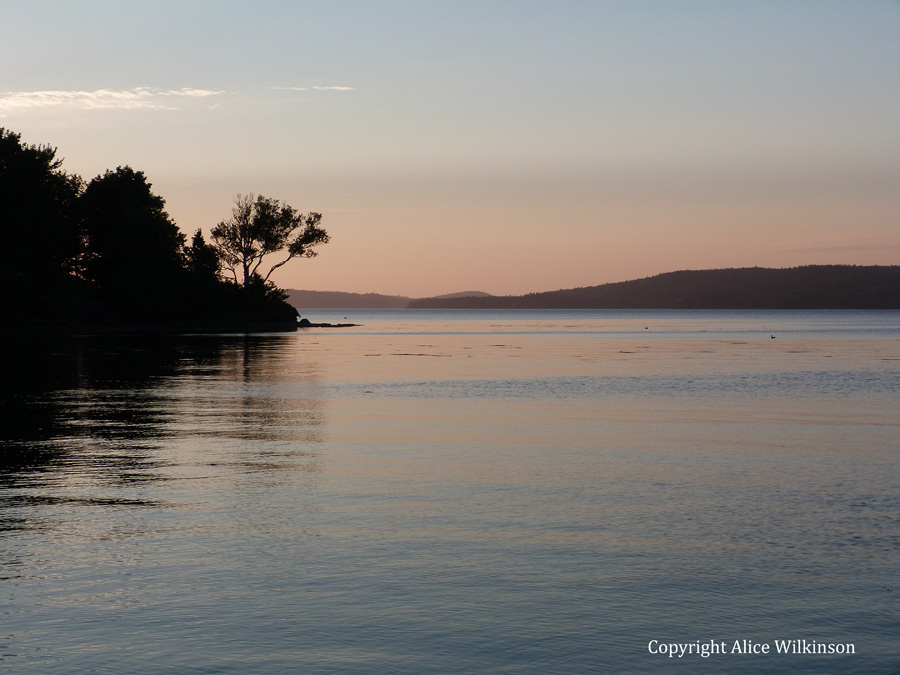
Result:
[431, 291, 493, 300]
[285, 289, 493, 309]
[408, 266, 900, 309]
[286, 290, 412, 309]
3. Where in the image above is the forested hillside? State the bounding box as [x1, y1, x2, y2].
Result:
[408, 266, 900, 309]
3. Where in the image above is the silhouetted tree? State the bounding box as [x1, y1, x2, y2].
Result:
[1, 128, 83, 319]
[184, 229, 221, 282]
[211, 193, 328, 288]
[78, 167, 187, 319]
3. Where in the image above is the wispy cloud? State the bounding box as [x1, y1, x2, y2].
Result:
[0, 84, 354, 113]
[158, 88, 223, 98]
[0, 87, 224, 112]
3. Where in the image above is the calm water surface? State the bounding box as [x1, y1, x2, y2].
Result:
[2, 310, 899, 673]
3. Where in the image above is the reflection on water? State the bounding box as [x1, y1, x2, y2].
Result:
[0, 334, 323, 527]
[1, 313, 899, 674]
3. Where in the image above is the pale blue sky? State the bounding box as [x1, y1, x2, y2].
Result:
[3, 1, 898, 295]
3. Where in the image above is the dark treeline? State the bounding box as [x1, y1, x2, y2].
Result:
[409, 266, 900, 309]
[2, 128, 323, 330]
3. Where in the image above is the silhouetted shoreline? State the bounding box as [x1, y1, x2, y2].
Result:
[1, 319, 367, 337]
[2, 128, 323, 332]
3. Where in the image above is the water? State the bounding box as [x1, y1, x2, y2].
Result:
[2, 310, 899, 673]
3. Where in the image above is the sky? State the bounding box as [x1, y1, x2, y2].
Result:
[2, 1, 898, 297]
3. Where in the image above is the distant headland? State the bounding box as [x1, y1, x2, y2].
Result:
[289, 266, 900, 310]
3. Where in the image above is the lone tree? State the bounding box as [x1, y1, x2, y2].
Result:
[211, 193, 328, 288]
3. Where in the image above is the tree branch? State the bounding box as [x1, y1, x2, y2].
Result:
[262, 254, 296, 284]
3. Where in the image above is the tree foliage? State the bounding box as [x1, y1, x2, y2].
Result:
[184, 229, 221, 283]
[79, 167, 186, 284]
[211, 194, 329, 288]
[77, 167, 188, 318]
[1, 128, 82, 315]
